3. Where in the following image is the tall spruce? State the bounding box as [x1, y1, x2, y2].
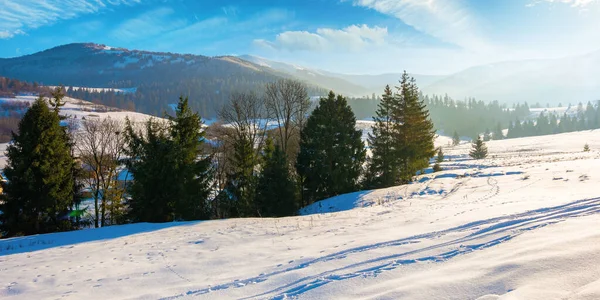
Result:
[221, 134, 258, 217]
[296, 91, 366, 206]
[124, 118, 177, 222]
[0, 96, 75, 237]
[255, 138, 297, 217]
[469, 136, 488, 159]
[124, 97, 212, 222]
[393, 72, 436, 182]
[168, 96, 212, 220]
[365, 85, 398, 189]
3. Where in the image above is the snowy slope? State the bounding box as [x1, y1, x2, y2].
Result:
[2, 129, 600, 299]
[0, 95, 159, 169]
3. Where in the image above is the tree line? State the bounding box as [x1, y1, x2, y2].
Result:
[506, 102, 600, 138]
[0, 73, 436, 238]
[64, 77, 328, 118]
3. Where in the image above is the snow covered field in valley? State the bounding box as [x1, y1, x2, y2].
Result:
[2, 127, 600, 299]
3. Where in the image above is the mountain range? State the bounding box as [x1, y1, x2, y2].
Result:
[0, 43, 599, 117]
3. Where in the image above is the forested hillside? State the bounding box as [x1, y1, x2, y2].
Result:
[0, 43, 328, 117]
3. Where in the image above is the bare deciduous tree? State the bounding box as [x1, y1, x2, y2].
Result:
[219, 91, 269, 158]
[76, 118, 126, 227]
[265, 79, 311, 157]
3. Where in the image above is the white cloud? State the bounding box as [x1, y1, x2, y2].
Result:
[0, 0, 141, 39]
[254, 24, 388, 52]
[0, 29, 25, 39]
[528, 0, 598, 7]
[351, 0, 492, 51]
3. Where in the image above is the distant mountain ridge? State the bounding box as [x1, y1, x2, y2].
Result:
[1, 43, 599, 117]
[0, 43, 328, 117]
[238, 51, 600, 106]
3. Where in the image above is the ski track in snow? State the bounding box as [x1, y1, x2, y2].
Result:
[162, 197, 600, 299]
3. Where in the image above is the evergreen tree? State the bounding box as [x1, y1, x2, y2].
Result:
[255, 138, 297, 217]
[584, 143, 590, 152]
[0, 96, 75, 237]
[493, 122, 504, 140]
[469, 136, 488, 159]
[124, 97, 212, 222]
[433, 147, 444, 172]
[168, 96, 212, 220]
[393, 72, 436, 182]
[296, 91, 366, 205]
[452, 131, 460, 146]
[225, 134, 259, 217]
[49, 86, 67, 115]
[123, 118, 177, 222]
[364, 85, 398, 188]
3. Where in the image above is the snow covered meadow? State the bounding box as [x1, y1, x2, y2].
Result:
[1, 128, 600, 299]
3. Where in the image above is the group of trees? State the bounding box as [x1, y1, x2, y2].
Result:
[65, 78, 328, 118]
[424, 96, 530, 140]
[0, 77, 50, 98]
[1, 75, 437, 238]
[506, 102, 600, 139]
[363, 73, 436, 189]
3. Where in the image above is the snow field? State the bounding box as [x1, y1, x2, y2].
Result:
[1, 118, 600, 299]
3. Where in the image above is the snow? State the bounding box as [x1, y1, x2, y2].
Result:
[0, 95, 158, 169]
[2, 125, 600, 299]
[46, 86, 137, 94]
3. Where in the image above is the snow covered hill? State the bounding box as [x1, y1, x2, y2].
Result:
[2, 129, 600, 299]
[0, 95, 158, 169]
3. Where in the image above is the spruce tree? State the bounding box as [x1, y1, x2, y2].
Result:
[222, 133, 258, 217]
[393, 72, 436, 182]
[469, 136, 488, 159]
[255, 138, 297, 217]
[433, 147, 444, 172]
[296, 91, 366, 205]
[124, 97, 212, 222]
[168, 96, 212, 220]
[452, 131, 460, 146]
[0, 96, 74, 237]
[365, 85, 398, 189]
[49, 86, 67, 115]
[124, 118, 177, 222]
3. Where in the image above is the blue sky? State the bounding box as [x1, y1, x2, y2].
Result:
[1, 0, 599, 74]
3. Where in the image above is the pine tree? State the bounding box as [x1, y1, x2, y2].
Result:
[0, 96, 75, 237]
[364, 85, 398, 189]
[393, 72, 436, 182]
[469, 136, 488, 159]
[255, 138, 297, 217]
[222, 134, 258, 217]
[452, 131, 460, 146]
[168, 96, 212, 220]
[49, 86, 67, 115]
[296, 91, 366, 205]
[433, 147, 444, 172]
[584, 143, 590, 152]
[124, 118, 177, 222]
